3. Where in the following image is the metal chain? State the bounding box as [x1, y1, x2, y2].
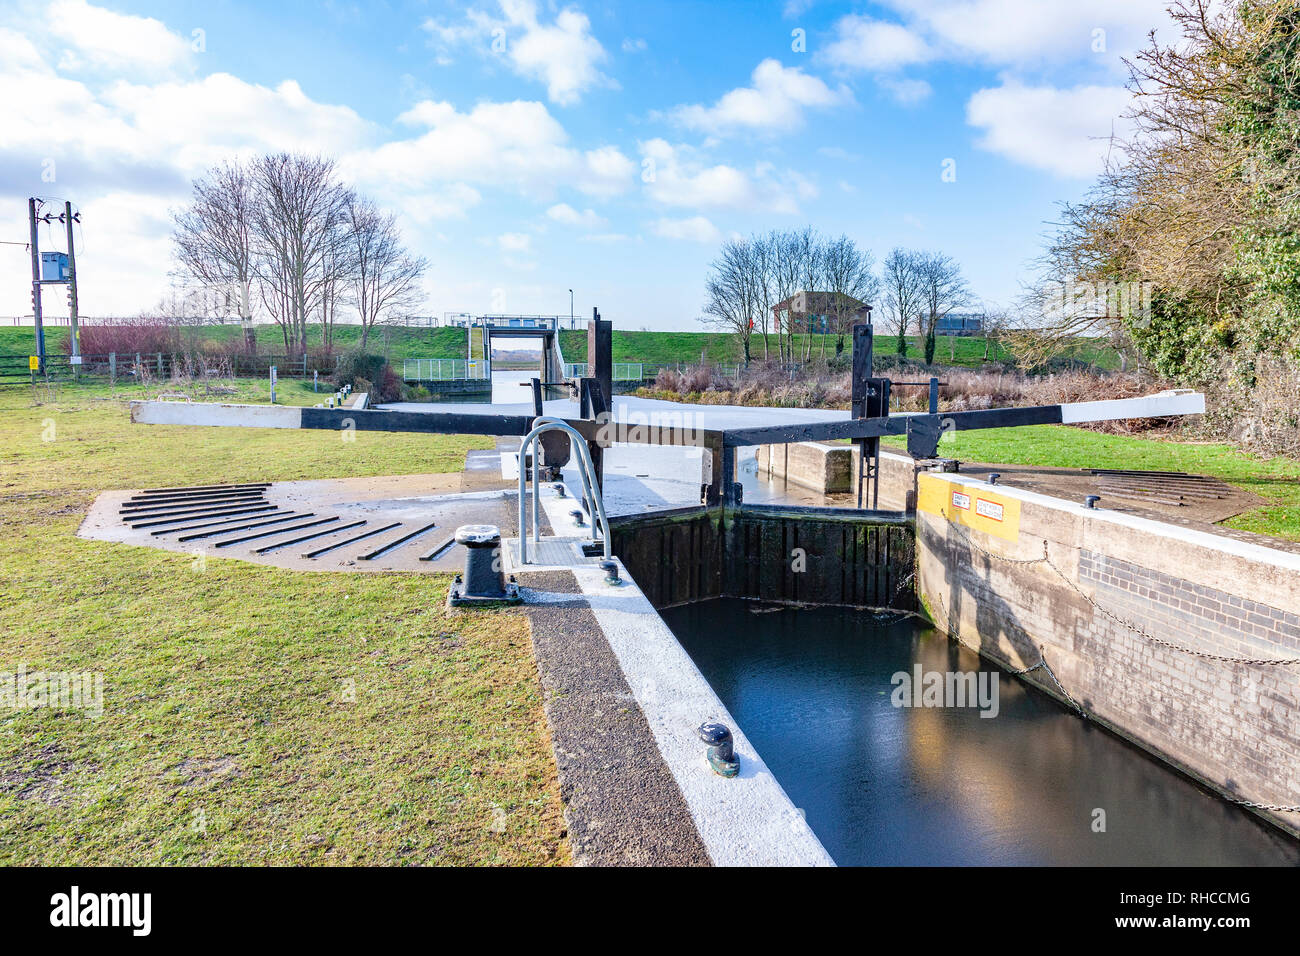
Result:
[939, 510, 1300, 666]
[930, 511, 1300, 812]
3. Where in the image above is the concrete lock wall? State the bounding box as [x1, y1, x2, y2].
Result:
[914, 472, 1300, 832]
[610, 506, 915, 611]
[757, 443, 920, 512]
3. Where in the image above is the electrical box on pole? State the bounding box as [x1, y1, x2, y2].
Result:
[28, 198, 45, 373]
[40, 252, 69, 281]
[25, 197, 82, 376]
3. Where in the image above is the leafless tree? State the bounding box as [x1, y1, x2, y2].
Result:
[880, 248, 924, 357]
[916, 252, 970, 365]
[822, 234, 878, 357]
[249, 153, 352, 354]
[344, 195, 428, 349]
[767, 229, 806, 363]
[701, 237, 760, 364]
[171, 160, 256, 344]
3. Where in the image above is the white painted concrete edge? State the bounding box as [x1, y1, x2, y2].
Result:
[514, 487, 835, 867]
[929, 471, 1300, 573]
[130, 400, 303, 429]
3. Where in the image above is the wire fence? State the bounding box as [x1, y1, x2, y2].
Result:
[0, 351, 340, 386]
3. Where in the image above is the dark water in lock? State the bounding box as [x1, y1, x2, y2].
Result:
[662, 599, 1300, 866]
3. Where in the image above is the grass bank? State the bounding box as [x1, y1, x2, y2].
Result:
[0, 381, 568, 865]
[884, 425, 1300, 541]
[2, 324, 1115, 371]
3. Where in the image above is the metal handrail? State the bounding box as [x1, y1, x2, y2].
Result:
[517, 418, 611, 565]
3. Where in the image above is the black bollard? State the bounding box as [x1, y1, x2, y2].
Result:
[448, 525, 521, 607]
[697, 722, 739, 778]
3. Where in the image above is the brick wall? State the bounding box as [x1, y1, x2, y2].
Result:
[916, 473, 1300, 835]
[1078, 551, 1300, 659]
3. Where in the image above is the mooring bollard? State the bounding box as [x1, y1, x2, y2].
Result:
[552, 482, 566, 498]
[987, 473, 1001, 485]
[570, 508, 585, 527]
[448, 525, 521, 607]
[697, 722, 739, 778]
[600, 559, 621, 586]
[1084, 495, 1101, 509]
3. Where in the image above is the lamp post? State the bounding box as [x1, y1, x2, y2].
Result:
[569, 288, 574, 329]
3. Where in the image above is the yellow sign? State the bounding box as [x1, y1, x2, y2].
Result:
[28, 355, 39, 370]
[916, 473, 1021, 543]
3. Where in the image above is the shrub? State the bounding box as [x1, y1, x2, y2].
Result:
[376, 363, 403, 403]
[65, 317, 182, 357]
[334, 352, 386, 390]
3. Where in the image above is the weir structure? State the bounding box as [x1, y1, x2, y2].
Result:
[126, 313, 1300, 846]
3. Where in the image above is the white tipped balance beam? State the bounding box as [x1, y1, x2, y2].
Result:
[1058, 388, 1206, 424]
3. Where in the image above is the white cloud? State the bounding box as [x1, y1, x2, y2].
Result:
[402, 184, 482, 223]
[649, 216, 721, 244]
[0, 67, 374, 194]
[878, 76, 932, 105]
[639, 139, 815, 214]
[823, 2, 1178, 106]
[671, 59, 850, 136]
[966, 78, 1131, 178]
[362, 99, 634, 200]
[878, 0, 1174, 68]
[506, 2, 610, 105]
[498, 232, 532, 253]
[621, 37, 647, 53]
[47, 0, 193, 74]
[423, 1, 611, 105]
[547, 203, 606, 228]
[820, 15, 934, 104]
[823, 16, 933, 73]
[581, 145, 637, 198]
[817, 145, 860, 161]
[0, 4, 635, 315]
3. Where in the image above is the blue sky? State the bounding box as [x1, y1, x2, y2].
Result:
[0, 0, 1179, 329]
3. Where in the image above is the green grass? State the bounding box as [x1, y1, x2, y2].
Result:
[884, 425, 1300, 540]
[0, 324, 470, 364]
[2, 323, 1114, 370]
[0, 382, 569, 865]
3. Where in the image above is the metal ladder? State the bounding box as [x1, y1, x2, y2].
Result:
[517, 417, 611, 564]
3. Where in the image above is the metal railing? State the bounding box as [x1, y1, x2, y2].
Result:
[563, 362, 648, 381]
[517, 418, 611, 564]
[401, 358, 489, 381]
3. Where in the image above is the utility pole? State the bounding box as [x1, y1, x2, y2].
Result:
[63, 201, 80, 372]
[28, 198, 44, 374]
[569, 288, 574, 330]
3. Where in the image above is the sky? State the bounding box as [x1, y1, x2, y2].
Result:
[0, 0, 1182, 330]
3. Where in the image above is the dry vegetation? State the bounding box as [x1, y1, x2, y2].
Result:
[646, 360, 1172, 435]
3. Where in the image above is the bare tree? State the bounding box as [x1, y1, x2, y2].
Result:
[822, 235, 878, 356]
[249, 153, 352, 354]
[171, 159, 256, 345]
[791, 227, 826, 362]
[344, 195, 428, 349]
[701, 237, 760, 364]
[767, 229, 804, 363]
[880, 248, 923, 357]
[916, 252, 970, 365]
